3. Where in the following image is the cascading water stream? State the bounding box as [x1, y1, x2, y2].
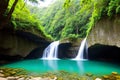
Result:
[73, 38, 88, 60]
[42, 41, 59, 60]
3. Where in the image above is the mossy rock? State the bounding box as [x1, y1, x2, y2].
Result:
[86, 73, 93, 77]
[103, 75, 109, 79]
[0, 67, 28, 77]
[112, 72, 118, 75]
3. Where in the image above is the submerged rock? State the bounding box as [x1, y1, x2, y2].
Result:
[112, 72, 118, 75]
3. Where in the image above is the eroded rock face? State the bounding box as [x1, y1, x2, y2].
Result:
[88, 16, 120, 47]
[87, 15, 120, 62]
[0, 30, 37, 57]
[0, 28, 50, 62]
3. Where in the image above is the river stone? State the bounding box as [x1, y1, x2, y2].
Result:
[95, 78, 102, 80]
[7, 76, 18, 80]
[112, 72, 118, 75]
[0, 77, 7, 80]
[0, 73, 4, 77]
[29, 77, 42, 80]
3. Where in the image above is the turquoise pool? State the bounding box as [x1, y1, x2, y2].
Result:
[2, 59, 120, 75]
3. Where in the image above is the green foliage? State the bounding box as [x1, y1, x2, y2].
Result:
[7, 0, 52, 40]
[108, 0, 120, 16]
[64, 0, 71, 8]
[11, 21, 17, 29]
[0, 67, 28, 77]
[28, 0, 66, 40]
[9, 0, 37, 29]
[66, 34, 79, 42]
[31, 0, 87, 40]
[27, 0, 120, 40]
[78, 0, 120, 36]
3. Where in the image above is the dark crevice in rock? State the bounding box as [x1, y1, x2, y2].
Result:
[25, 45, 50, 59]
[88, 44, 120, 62]
[58, 43, 72, 59]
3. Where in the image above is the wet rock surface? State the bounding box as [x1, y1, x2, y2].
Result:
[88, 16, 120, 47]
[0, 67, 120, 80]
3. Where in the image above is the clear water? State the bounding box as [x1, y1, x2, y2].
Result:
[2, 59, 120, 75]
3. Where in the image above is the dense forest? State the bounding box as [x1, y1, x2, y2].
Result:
[0, 0, 53, 40]
[0, 0, 120, 41]
[27, 0, 120, 40]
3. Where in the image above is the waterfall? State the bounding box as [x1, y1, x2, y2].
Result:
[74, 38, 88, 60]
[42, 41, 59, 60]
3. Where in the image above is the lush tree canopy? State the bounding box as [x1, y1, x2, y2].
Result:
[29, 0, 88, 40]
[0, 0, 52, 40]
[28, 0, 120, 40]
[0, 0, 120, 41]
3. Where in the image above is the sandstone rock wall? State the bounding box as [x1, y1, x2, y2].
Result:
[0, 29, 49, 57]
[88, 16, 120, 47]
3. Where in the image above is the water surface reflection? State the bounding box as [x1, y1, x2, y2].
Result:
[2, 59, 120, 75]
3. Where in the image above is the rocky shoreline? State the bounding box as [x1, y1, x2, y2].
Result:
[0, 67, 120, 80]
[0, 76, 57, 80]
[0, 67, 57, 80]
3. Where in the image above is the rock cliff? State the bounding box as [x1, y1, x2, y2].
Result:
[88, 15, 120, 47]
[87, 15, 120, 62]
[0, 28, 50, 63]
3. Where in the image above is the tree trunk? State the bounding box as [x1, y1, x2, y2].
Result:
[0, 0, 18, 29]
[0, 0, 9, 26]
[7, 0, 18, 21]
[0, 0, 9, 18]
